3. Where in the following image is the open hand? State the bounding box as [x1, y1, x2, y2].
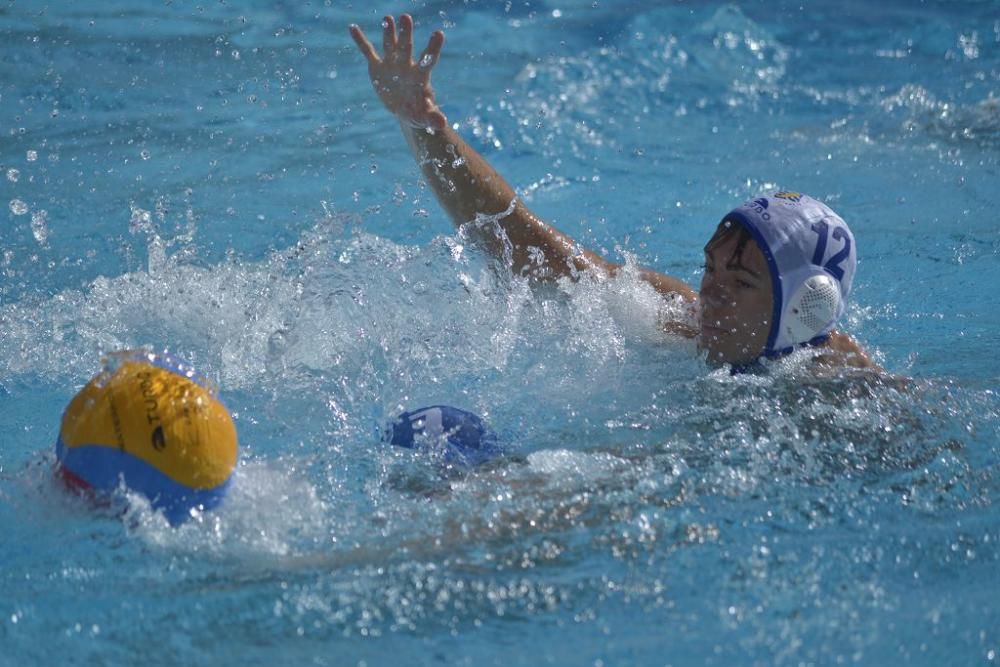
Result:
[349, 14, 448, 130]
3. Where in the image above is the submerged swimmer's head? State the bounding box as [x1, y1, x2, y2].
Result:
[698, 192, 856, 366]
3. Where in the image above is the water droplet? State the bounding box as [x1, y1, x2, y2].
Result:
[392, 184, 407, 204]
[140, 149, 151, 160]
[30, 210, 49, 244]
[370, 163, 378, 174]
[9, 199, 28, 215]
[419, 54, 433, 68]
[6, 168, 19, 182]
[129, 206, 152, 233]
[26, 150, 38, 161]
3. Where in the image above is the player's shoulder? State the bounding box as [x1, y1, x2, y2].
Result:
[813, 330, 875, 369]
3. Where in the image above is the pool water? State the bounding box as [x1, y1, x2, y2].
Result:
[2, 1, 999, 664]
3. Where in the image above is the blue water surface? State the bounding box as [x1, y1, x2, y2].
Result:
[2, 1, 999, 665]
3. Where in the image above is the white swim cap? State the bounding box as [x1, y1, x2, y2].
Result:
[721, 191, 856, 356]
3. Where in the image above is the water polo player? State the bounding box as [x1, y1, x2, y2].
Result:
[349, 15, 873, 369]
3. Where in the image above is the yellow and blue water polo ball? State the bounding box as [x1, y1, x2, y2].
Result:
[55, 351, 238, 524]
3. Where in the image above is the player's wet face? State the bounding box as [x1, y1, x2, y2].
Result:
[698, 223, 774, 366]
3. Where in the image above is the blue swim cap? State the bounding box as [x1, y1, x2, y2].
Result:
[721, 192, 856, 356]
[385, 405, 501, 467]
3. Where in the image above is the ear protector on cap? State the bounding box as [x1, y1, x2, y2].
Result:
[782, 273, 841, 344]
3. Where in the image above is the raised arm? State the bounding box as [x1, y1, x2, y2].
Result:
[349, 14, 607, 279]
[349, 15, 696, 298]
